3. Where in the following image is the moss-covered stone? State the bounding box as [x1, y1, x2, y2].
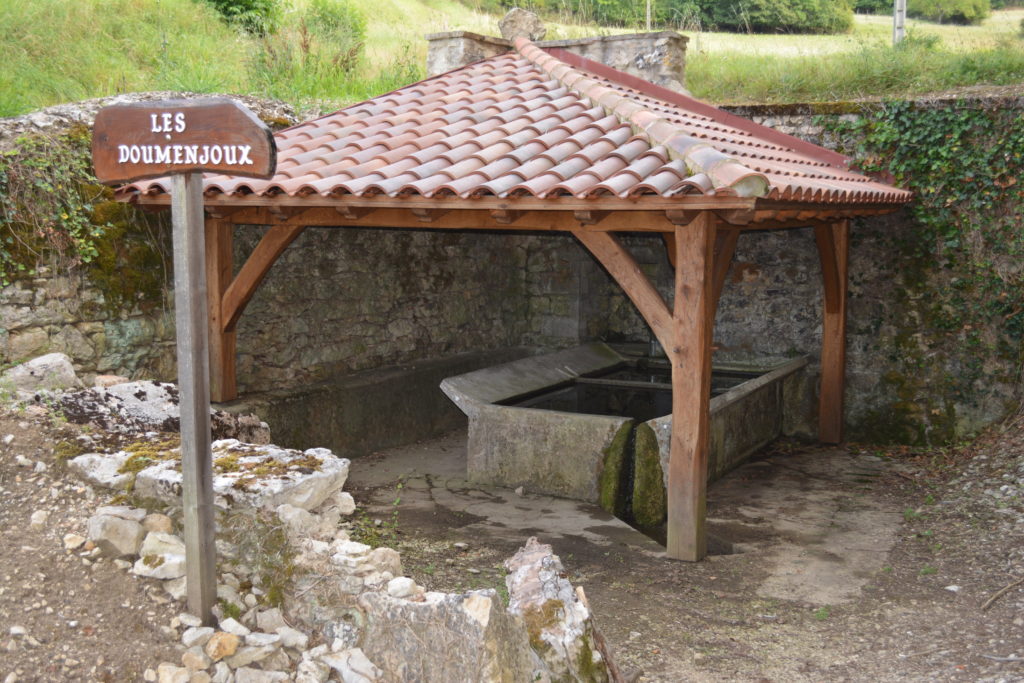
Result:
[631, 423, 666, 531]
[597, 421, 632, 517]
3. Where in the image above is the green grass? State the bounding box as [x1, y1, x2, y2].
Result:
[1, 1, 1022, 117]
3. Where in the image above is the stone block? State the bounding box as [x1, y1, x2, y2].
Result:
[86, 513, 145, 558]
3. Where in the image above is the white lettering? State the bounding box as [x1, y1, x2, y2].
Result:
[154, 146, 171, 164]
[141, 145, 154, 164]
[174, 112, 186, 133]
[185, 145, 198, 165]
[209, 145, 222, 165]
[237, 145, 253, 165]
[128, 146, 141, 164]
[224, 145, 238, 165]
[118, 145, 130, 163]
[173, 145, 183, 164]
[150, 114, 160, 133]
[161, 112, 172, 133]
[198, 146, 209, 165]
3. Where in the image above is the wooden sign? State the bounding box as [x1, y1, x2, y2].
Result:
[92, 98, 276, 183]
[92, 97, 276, 626]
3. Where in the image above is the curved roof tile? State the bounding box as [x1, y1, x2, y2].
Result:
[123, 37, 912, 207]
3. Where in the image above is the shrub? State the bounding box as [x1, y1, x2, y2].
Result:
[907, 0, 990, 24]
[204, 0, 281, 35]
[854, 0, 892, 14]
[699, 0, 854, 33]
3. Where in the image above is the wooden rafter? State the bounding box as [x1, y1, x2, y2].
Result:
[222, 222, 307, 333]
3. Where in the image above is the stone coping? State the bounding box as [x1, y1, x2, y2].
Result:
[424, 30, 688, 51]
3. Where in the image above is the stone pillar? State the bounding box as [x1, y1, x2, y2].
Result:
[541, 32, 689, 93]
[425, 31, 512, 77]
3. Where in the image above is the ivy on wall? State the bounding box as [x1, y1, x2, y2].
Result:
[828, 100, 1024, 443]
[0, 126, 170, 311]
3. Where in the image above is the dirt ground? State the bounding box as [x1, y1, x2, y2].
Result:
[1, 401, 1022, 682]
[348, 428, 1024, 682]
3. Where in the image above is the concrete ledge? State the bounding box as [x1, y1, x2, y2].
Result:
[222, 348, 533, 457]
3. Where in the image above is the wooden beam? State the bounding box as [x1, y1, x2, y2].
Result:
[205, 217, 236, 402]
[222, 222, 307, 332]
[571, 230, 674, 355]
[712, 229, 740, 310]
[136, 193, 757, 214]
[815, 220, 849, 444]
[666, 211, 716, 562]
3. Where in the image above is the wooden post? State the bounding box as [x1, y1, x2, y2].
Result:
[205, 218, 236, 403]
[666, 211, 716, 562]
[815, 220, 849, 444]
[172, 173, 218, 625]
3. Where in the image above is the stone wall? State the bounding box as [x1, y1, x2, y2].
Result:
[3, 93, 1019, 444]
[0, 270, 176, 384]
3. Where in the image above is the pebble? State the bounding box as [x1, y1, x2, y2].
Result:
[9, 626, 27, 637]
[2, 434, 13, 445]
[944, 585, 961, 593]
[62, 533, 86, 550]
[182, 626, 215, 648]
[14, 455, 33, 468]
[219, 617, 250, 637]
[453, 542, 469, 551]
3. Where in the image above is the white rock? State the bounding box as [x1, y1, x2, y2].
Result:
[256, 608, 286, 632]
[219, 617, 251, 636]
[10, 625, 27, 636]
[2, 434, 13, 445]
[14, 455, 33, 468]
[276, 626, 308, 650]
[320, 648, 382, 683]
[156, 663, 189, 683]
[182, 626, 215, 648]
[277, 504, 316, 536]
[179, 613, 203, 628]
[225, 645, 275, 669]
[132, 553, 186, 579]
[386, 577, 420, 600]
[944, 585, 961, 593]
[333, 491, 356, 516]
[453, 542, 469, 551]
[62, 533, 86, 550]
[87, 513, 145, 557]
[67, 452, 132, 490]
[33, 461, 46, 473]
[143, 668, 157, 682]
[96, 505, 147, 522]
[234, 667, 289, 683]
[367, 547, 402, 576]
[211, 662, 232, 683]
[295, 658, 330, 683]
[140, 531, 186, 557]
[244, 632, 281, 648]
[2, 353, 82, 393]
[29, 510, 49, 531]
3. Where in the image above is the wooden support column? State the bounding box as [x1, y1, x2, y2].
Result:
[205, 218, 236, 402]
[815, 220, 849, 444]
[666, 211, 716, 562]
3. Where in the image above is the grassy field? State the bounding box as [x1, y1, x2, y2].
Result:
[1, 0, 1022, 118]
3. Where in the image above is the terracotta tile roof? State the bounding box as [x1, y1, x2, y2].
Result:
[124, 38, 911, 206]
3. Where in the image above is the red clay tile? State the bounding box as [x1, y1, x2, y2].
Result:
[124, 41, 910, 207]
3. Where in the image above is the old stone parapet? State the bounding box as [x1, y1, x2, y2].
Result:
[426, 30, 689, 92]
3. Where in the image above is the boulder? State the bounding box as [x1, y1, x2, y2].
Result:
[133, 552, 186, 579]
[2, 353, 82, 396]
[498, 8, 546, 41]
[57, 380, 271, 443]
[320, 648, 383, 683]
[356, 590, 540, 682]
[86, 512, 146, 558]
[505, 537, 615, 682]
[67, 451, 132, 490]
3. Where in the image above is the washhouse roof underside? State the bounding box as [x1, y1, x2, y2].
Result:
[124, 37, 912, 229]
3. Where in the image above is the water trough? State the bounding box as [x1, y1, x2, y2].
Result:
[441, 343, 811, 538]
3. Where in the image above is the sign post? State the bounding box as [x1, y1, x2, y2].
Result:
[93, 99, 275, 625]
